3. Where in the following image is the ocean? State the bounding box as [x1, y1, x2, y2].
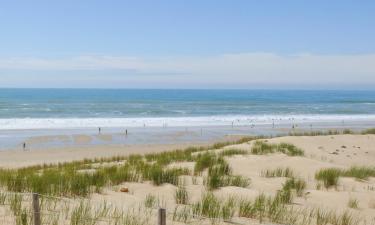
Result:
[1, 89, 375, 129]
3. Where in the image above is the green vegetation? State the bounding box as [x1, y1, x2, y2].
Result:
[277, 143, 304, 156]
[172, 205, 192, 223]
[192, 192, 221, 222]
[218, 148, 248, 157]
[175, 186, 189, 205]
[193, 152, 217, 175]
[191, 151, 250, 190]
[251, 141, 304, 156]
[2, 133, 370, 225]
[315, 168, 341, 188]
[342, 166, 375, 180]
[343, 129, 354, 134]
[315, 166, 375, 188]
[261, 167, 295, 178]
[348, 198, 359, 209]
[288, 127, 375, 136]
[361, 128, 375, 134]
[0, 136, 258, 197]
[144, 194, 158, 208]
[288, 130, 342, 136]
[191, 193, 237, 223]
[282, 177, 306, 197]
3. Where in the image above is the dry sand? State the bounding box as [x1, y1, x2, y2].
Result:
[92, 134, 375, 224]
[1, 134, 375, 224]
[0, 143, 205, 168]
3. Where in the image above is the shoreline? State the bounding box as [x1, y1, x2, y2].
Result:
[0, 133, 374, 224]
[0, 135, 242, 169]
[1, 114, 375, 130]
[1, 119, 375, 150]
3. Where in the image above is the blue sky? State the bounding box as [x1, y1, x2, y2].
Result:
[0, 0, 375, 88]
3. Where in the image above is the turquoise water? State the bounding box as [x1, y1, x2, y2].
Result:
[0, 89, 375, 129]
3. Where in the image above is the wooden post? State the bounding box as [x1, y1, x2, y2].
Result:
[32, 193, 41, 225]
[158, 208, 166, 225]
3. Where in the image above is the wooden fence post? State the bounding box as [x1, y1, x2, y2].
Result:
[158, 208, 166, 225]
[32, 193, 41, 225]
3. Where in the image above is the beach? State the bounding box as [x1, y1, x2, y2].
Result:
[2, 1, 375, 224]
[0, 89, 375, 224]
[0, 131, 375, 224]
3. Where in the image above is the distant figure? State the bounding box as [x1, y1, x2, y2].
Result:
[292, 124, 295, 129]
[125, 129, 128, 136]
[23, 142, 26, 151]
[98, 127, 101, 134]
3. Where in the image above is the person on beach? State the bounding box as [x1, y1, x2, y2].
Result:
[98, 127, 101, 134]
[23, 142, 26, 151]
[125, 129, 128, 136]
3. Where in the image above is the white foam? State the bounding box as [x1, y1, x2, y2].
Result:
[0, 114, 375, 130]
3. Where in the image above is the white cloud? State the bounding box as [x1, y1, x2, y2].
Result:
[1, 53, 375, 88]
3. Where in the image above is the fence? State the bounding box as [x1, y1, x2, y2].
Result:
[0, 191, 258, 225]
[0, 191, 179, 225]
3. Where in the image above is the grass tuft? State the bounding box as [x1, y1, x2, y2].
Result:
[361, 128, 375, 134]
[251, 141, 304, 156]
[175, 186, 189, 205]
[347, 198, 359, 209]
[261, 167, 294, 178]
[315, 168, 341, 188]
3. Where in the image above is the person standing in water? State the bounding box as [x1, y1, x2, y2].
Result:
[98, 127, 101, 134]
[23, 142, 26, 151]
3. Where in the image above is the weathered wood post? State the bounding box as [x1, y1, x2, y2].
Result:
[158, 208, 166, 225]
[32, 193, 41, 225]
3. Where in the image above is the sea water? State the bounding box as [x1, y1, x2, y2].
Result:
[1, 89, 375, 149]
[1, 89, 375, 129]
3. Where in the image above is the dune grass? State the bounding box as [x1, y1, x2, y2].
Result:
[172, 205, 192, 223]
[315, 166, 375, 188]
[0, 136, 258, 198]
[277, 143, 304, 156]
[191, 192, 237, 223]
[342, 166, 375, 180]
[251, 141, 304, 156]
[288, 129, 342, 136]
[202, 155, 250, 190]
[218, 149, 248, 157]
[315, 168, 341, 188]
[288, 127, 375, 136]
[348, 198, 359, 209]
[144, 194, 158, 208]
[261, 167, 295, 178]
[192, 192, 221, 221]
[282, 177, 306, 197]
[361, 128, 375, 134]
[193, 152, 217, 175]
[1, 133, 369, 225]
[175, 186, 189, 205]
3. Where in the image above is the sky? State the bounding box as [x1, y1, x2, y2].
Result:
[0, 0, 374, 89]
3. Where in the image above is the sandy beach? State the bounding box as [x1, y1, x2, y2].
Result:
[0, 132, 374, 225]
